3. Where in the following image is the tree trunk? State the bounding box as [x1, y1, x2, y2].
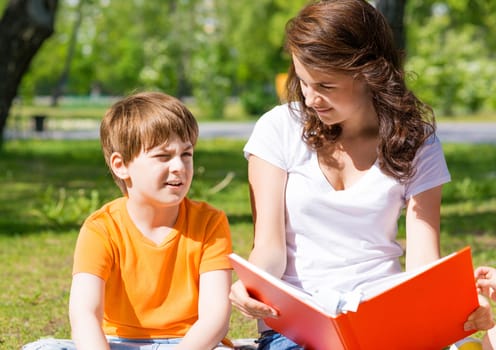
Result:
[376, 0, 407, 51]
[0, 0, 58, 144]
[51, 0, 84, 107]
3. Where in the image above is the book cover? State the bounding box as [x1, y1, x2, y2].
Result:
[229, 247, 479, 350]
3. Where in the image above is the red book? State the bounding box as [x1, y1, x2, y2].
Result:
[229, 247, 479, 350]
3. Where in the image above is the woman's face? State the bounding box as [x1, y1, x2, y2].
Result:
[293, 54, 375, 127]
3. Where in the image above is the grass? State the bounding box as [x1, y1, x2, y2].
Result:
[0, 138, 495, 348]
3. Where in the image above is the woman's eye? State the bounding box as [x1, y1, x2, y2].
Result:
[320, 84, 334, 90]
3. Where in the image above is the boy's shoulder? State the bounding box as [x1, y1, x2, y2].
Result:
[82, 197, 126, 227]
[182, 198, 230, 229]
[182, 197, 226, 218]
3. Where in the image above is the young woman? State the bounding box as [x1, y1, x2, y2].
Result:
[229, 1, 493, 349]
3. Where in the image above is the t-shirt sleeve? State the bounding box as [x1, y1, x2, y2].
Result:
[199, 210, 232, 274]
[72, 219, 114, 281]
[405, 135, 451, 199]
[243, 104, 296, 170]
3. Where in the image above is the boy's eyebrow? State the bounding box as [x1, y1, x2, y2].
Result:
[161, 142, 194, 150]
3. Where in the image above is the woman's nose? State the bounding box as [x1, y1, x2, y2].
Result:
[304, 87, 321, 107]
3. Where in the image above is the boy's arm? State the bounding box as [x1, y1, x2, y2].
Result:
[175, 269, 232, 350]
[69, 272, 109, 350]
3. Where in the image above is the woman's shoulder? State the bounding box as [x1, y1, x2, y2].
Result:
[416, 133, 444, 159]
[254, 102, 303, 133]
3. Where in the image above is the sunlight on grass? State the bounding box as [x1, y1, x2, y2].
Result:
[0, 139, 495, 348]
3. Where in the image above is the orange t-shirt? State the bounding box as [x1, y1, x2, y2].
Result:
[72, 197, 232, 339]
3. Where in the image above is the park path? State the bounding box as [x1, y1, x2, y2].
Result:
[5, 121, 496, 144]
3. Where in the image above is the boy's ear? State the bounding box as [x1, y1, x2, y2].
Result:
[110, 152, 129, 180]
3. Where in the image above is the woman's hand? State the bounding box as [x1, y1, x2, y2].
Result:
[229, 280, 278, 319]
[476, 266, 496, 301]
[464, 294, 494, 332]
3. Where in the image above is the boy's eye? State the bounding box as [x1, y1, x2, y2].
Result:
[155, 153, 171, 159]
[182, 152, 193, 158]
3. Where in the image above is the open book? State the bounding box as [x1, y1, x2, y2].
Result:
[229, 247, 479, 350]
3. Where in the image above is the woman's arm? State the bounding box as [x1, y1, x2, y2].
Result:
[405, 185, 494, 332]
[230, 155, 288, 319]
[404, 185, 442, 270]
[69, 273, 109, 350]
[248, 155, 288, 275]
[176, 269, 231, 350]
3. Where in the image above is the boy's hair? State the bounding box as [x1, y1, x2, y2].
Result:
[100, 91, 199, 194]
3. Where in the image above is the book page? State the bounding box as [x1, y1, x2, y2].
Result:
[230, 251, 457, 316]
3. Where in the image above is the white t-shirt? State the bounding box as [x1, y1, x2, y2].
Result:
[244, 103, 451, 295]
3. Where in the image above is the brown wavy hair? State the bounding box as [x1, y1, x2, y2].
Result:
[284, 0, 435, 182]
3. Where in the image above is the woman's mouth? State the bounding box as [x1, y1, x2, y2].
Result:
[314, 107, 331, 114]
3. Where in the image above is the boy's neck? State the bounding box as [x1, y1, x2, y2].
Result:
[126, 198, 181, 244]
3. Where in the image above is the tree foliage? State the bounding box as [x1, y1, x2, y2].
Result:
[1, 0, 496, 134]
[405, 0, 496, 114]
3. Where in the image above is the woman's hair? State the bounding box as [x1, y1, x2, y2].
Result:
[284, 0, 435, 182]
[100, 91, 199, 193]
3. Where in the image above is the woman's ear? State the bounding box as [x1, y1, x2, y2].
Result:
[110, 152, 129, 180]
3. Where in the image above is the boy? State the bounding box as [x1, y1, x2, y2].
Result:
[23, 91, 233, 349]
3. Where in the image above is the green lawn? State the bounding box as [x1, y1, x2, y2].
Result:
[0, 139, 495, 348]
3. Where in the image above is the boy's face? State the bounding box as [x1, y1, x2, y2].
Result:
[122, 136, 194, 208]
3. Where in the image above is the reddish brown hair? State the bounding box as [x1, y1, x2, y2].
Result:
[285, 0, 434, 182]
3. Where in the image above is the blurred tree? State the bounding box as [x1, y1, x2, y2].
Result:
[89, 1, 146, 95]
[226, 0, 305, 115]
[50, 0, 87, 106]
[19, 0, 85, 98]
[0, 0, 58, 143]
[376, 0, 407, 51]
[5, 0, 496, 122]
[187, 0, 233, 119]
[405, 0, 496, 115]
[139, 0, 193, 97]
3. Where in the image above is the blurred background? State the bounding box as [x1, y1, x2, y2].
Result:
[1, 0, 495, 141]
[1, 1, 495, 347]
